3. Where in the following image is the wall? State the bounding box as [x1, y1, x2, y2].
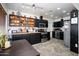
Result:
[1, 3, 9, 34]
[47, 20, 53, 38]
[1, 3, 8, 13]
[0, 4, 6, 34]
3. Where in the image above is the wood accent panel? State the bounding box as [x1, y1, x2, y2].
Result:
[0, 4, 6, 33]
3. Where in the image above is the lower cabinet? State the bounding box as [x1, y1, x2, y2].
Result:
[12, 33, 41, 44]
[52, 31, 63, 40]
[47, 32, 50, 40]
[52, 31, 55, 38]
[29, 33, 41, 44]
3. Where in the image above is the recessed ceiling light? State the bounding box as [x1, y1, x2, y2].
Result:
[50, 15, 53, 17]
[67, 13, 70, 15]
[57, 8, 61, 10]
[63, 10, 66, 13]
[26, 6, 30, 9]
[41, 9, 44, 12]
[22, 6, 30, 9]
[55, 16, 58, 18]
[45, 13, 48, 15]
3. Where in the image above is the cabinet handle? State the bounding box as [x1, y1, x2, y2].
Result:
[75, 44, 78, 47]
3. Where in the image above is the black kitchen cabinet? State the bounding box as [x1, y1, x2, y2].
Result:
[52, 30, 63, 40]
[60, 31, 63, 40]
[47, 32, 50, 40]
[52, 31, 55, 38]
[29, 33, 41, 44]
[34, 19, 48, 27]
[12, 34, 25, 41]
[34, 19, 40, 27]
[41, 32, 50, 40]
[70, 24, 78, 53]
[70, 9, 78, 53]
[43, 20, 48, 27]
[70, 9, 78, 18]
[11, 33, 41, 45]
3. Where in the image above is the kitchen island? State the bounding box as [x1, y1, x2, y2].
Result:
[11, 32, 41, 45]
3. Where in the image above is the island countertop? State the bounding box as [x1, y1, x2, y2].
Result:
[12, 32, 41, 35]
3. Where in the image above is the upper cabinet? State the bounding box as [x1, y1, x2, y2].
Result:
[35, 19, 48, 28]
[70, 9, 78, 18]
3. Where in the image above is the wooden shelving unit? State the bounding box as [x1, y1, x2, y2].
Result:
[9, 15, 20, 26]
[20, 16, 27, 26]
[9, 14, 35, 27]
[27, 18, 35, 27]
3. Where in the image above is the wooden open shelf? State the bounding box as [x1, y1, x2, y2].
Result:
[9, 14, 35, 27]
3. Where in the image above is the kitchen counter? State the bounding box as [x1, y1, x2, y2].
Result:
[0, 40, 40, 56]
[12, 32, 41, 35]
[11, 32, 41, 44]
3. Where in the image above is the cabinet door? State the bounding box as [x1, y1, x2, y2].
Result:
[12, 34, 23, 41]
[46, 21, 48, 27]
[70, 24, 78, 53]
[70, 10, 78, 18]
[52, 31, 55, 38]
[43, 20, 48, 27]
[35, 19, 39, 27]
[70, 9, 78, 53]
[25, 34, 30, 42]
[29, 33, 41, 44]
[47, 32, 50, 40]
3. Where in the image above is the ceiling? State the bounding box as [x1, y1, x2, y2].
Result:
[5, 3, 76, 19]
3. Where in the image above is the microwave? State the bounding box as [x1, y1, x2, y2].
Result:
[39, 23, 46, 27]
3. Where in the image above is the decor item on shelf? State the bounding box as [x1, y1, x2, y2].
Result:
[12, 12, 15, 15]
[40, 16, 43, 20]
[34, 16, 37, 19]
[17, 11, 21, 16]
[21, 27, 26, 32]
[28, 27, 36, 32]
[28, 16, 35, 27]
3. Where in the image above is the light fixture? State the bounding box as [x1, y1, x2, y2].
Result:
[67, 13, 70, 15]
[55, 16, 58, 18]
[63, 10, 66, 13]
[26, 6, 30, 9]
[57, 8, 61, 10]
[22, 5, 30, 9]
[41, 9, 44, 12]
[50, 15, 53, 17]
[45, 13, 48, 15]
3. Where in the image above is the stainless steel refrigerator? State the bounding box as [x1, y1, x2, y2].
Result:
[64, 20, 70, 48]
